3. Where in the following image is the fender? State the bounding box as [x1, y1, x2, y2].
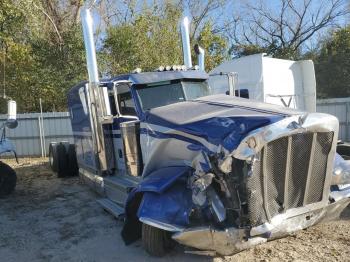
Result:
[121, 166, 193, 244]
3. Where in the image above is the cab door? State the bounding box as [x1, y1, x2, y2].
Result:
[112, 82, 139, 173]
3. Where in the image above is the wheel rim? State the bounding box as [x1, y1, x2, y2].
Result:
[49, 151, 53, 166]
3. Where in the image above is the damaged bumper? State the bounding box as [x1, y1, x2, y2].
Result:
[172, 196, 350, 256]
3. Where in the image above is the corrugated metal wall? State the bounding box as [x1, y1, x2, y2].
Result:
[317, 97, 350, 142]
[0, 112, 74, 157]
[0, 97, 347, 157]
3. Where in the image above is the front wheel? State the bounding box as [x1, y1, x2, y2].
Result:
[0, 161, 17, 197]
[142, 223, 174, 257]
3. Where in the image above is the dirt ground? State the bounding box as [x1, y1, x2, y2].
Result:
[0, 158, 350, 262]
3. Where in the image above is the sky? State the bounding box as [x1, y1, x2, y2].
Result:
[88, 0, 349, 53]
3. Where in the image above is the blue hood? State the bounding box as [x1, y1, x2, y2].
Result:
[144, 94, 299, 152]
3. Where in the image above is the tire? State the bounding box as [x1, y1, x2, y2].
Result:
[0, 161, 17, 197]
[57, 143, 69, 178]
[142, 223, 174, 257]
[67, 144, 78, 176]
[337, 143, 350, 160]
[49, 143, 58, 172]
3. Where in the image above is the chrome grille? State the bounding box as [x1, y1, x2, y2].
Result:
[265, 137, 287, 216]
[246, 132, 334, 226]
[287, 133, 313, 208]
[305, 132, 334, 204]
[246, 152, 265, 226]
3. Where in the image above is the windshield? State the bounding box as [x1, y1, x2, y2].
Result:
[135, 80, 210, 111]
[182, 81, 210, 100]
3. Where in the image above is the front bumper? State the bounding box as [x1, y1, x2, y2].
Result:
[172, 194, 350, 256]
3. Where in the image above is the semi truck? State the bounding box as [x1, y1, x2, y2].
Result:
[209, 53, 317, 112]
[49, 7, 350, 257]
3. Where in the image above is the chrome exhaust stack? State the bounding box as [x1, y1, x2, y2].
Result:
[180, 16, 192, 69]
[81, 8, 99, 84]
[81, 7, 112, 172]
[194, 44, 205, 71]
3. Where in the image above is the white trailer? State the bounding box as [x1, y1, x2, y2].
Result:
[209, 53, 317, 112]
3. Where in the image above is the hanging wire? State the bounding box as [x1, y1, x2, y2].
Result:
[3, 49, 5, 99]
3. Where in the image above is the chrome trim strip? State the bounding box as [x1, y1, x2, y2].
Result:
[323, 132, 338, 203]
[283, 136, 292, 211]
[262, 146, 271, 220]
[303, 133, 317, 205]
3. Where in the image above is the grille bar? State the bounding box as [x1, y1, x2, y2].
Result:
[262, 146, 271, 221]
[303, 133, 317, 205]
[288, 132, 313, 208]
[308, 132, 334, 204]
[283, 136, 292, 211]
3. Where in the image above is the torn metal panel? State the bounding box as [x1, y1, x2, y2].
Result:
[207, 187, 226, 222]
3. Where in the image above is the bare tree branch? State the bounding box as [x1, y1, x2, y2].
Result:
[32, 1, 63, 45]
[227, 0, 349, 57]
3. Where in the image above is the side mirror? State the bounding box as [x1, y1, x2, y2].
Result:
[6, 100, 18, 129]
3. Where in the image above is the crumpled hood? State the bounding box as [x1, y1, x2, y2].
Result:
[140, 94, 303, 176]
[144, 94, 299, 152]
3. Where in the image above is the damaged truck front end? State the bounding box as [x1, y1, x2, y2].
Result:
[124, 96, 350, 255]
[69, 7, 350, 257]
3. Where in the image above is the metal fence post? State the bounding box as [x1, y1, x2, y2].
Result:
[39, 99, 46, 157]
[38, 116, 44, 157]
[346, 102, 350, 142]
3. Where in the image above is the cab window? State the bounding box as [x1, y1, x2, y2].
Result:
[118, 91, 137, 116]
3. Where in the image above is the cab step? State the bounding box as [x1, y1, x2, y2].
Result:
[103, 175, 140, 206]
[97, 198, 125, 219]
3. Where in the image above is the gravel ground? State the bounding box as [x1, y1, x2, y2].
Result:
[0, 158, 349, 262]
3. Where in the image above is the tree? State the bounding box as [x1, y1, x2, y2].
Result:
[0, 0, 35, 112]
[315, 26, 350, 98]
[227, 0, 349, 59]
[103, 3, 183, 75]
[103, 1, 228, 75]
[0, 0, 87, 112]
[196, 22, 228, 71]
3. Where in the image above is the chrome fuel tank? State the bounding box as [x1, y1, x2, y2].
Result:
[120, 120, 143, 176]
